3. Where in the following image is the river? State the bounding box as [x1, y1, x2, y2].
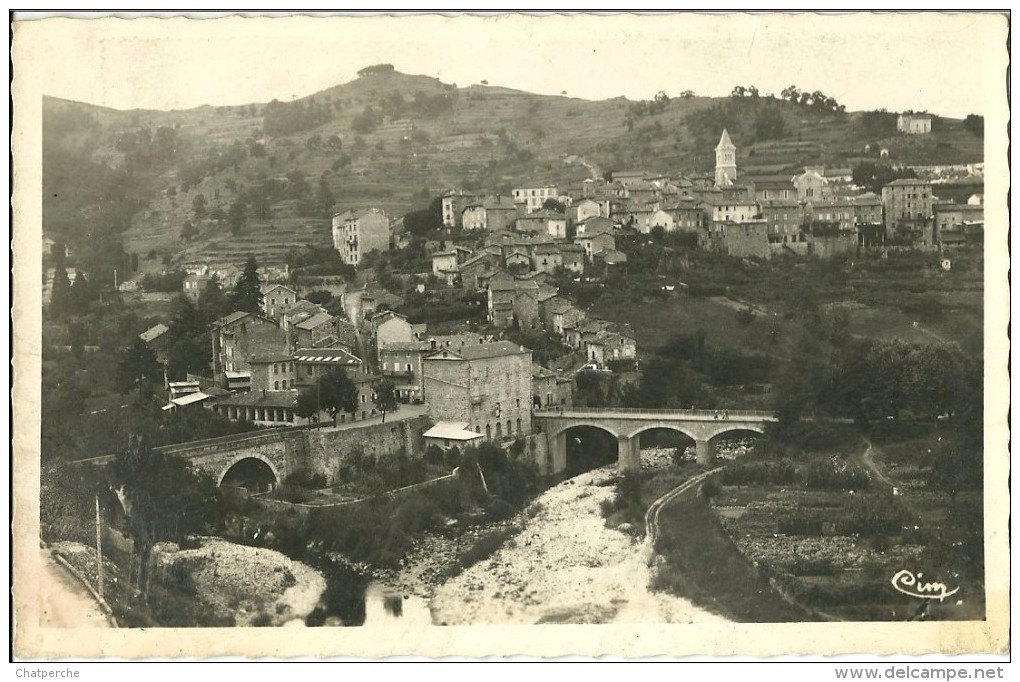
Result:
[313, 463, 725, 627]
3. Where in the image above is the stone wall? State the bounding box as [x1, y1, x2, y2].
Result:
[302, 415, 431, 483]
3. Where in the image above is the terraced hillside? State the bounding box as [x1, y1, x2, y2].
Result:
[43, 68, 984, 273]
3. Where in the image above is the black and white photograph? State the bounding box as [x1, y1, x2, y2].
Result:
[10, 11, 1011, 662]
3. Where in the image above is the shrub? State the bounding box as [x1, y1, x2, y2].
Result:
[836, 493, 910, 536]
[777, 513, 824, 536]
[804, 457, 871, 491]
[484, 497, 516, 522]
[720, 459, 798, 486]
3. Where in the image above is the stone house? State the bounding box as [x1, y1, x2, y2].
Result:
[748, 176, 797, 202]
[378, 340, 429, 402]
[422, 341, 533, 442]
[567, 198, 604, 227]
[373, 310, 414, 348]
[759, 199, 804, 244]
[559, 243, 586, 274]
[805, 197, 856, 233]
[441, 190, 479, 228]
[707, 221, 772, 260]
[462, 195, 519, 232]
[532, 243, 563, 274]
[575, 215, 614, 236]
[332, 208, 391, 266]
[505, 250, 531, 272]
[261, 283, 299, 320]
[897, 114, 932, 134]
[792, 169, 831, 201]
[516, 210, 567, 239]
[293, 312, 337, 349]
[532, 364, 573, 410]
[881, 179, 934, 245]
[280, 299, 326, 332]
[457, 252, 501, 290]
[574, 231, 616, 260]
[210, 311, 279, 379]
[182, 272, 210, 301]
[512, 185, 560, 213]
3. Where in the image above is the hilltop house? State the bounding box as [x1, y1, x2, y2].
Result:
[897, 113, 932, 134]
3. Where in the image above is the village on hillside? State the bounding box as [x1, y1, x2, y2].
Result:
[34, 53, 992, 633]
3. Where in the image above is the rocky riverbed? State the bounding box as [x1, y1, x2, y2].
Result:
[428, 465, 728, 625]
[152, 538, 325, 626]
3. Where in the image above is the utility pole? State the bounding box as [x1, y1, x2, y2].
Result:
[95, 495, 104, 600]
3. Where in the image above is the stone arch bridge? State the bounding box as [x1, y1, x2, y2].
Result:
[534, 407, 776, 473]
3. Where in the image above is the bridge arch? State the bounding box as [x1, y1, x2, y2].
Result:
[623, 422, 699, 443]
[546, 420, 622, 443]
[704, 424, 767, 442]
[218, 454, 280, 492]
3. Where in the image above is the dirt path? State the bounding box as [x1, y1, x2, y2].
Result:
[37, 549, 111, 628]
[857, 437, 895, 488]
[429, 466, 727, 625]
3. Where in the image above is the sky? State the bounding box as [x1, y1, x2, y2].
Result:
[13, 12, 1008, 119]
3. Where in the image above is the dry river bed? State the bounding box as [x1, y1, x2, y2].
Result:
[419, 465, 727, 625]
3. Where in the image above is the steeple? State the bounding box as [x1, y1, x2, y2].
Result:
[715, 128, 737, 187]
[716, 128, 735, 151]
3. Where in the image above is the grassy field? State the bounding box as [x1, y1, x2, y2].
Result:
[709, 424, 985, 621]
[592, 294, 805, 358]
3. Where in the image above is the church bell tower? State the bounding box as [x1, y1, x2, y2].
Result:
[715, 129, 737, 187]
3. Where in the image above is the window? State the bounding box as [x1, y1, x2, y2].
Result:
[274, 381, 279, 390]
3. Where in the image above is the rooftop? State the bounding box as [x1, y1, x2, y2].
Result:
[215, 389, 299, 409]
[423, 421, 484, 442]
[425, 340, 530, 362]
[295, 311, 334, 331]
[139, 323, 170, 344]
[292, 347, 362, 365]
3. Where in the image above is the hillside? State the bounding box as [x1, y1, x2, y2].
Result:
[42, 68, 985, 274]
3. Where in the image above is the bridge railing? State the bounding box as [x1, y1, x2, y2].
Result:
[533, 407, 776, 419]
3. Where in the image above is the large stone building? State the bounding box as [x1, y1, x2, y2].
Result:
[423, 341, 533, 442]
[882, 178, 934, 245]
[512, 185, 560, 213]
[332, 208, 391, 265]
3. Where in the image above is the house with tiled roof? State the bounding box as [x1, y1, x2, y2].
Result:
[261, 283, 299, 320]
[532, 364, 573, 410]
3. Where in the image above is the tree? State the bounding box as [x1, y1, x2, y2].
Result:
[68, 271, 92, 310]
[166, 336, 211, 381]
[108, 436, 220, 600]
[228, 199, 247, 235]
[168, 294, 206, 340]
[192, 193, 208, 219]
[198, 275, 230, 324]
[963, 114, 984, 135]
[373, 379, 398, 423]
[680, 90, 695, 99]
[181, 220, 199, 241]
[49, 265, 71, 317]
[115, 338, 163, 394]
[542, 197, 567, 213]
[230, 255, 263, 314]
[295, 368, 358, 425]
[305, 289, 333, 305]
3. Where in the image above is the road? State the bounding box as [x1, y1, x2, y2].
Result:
[37, 549, 112, 628]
